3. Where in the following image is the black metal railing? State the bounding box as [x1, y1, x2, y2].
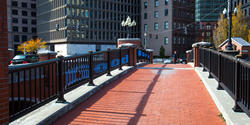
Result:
[8, 48, 131, 122]
[199, 47, 250, 116]
[137, 49, 151, 63]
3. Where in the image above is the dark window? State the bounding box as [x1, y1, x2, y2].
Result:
[31, 28, 37, 33]
[22, 27, 28, 32]
[22, 2, 27, 8]
[144, 13, 147, 19]
[22, 19, 28, 24]
[12, 18, 18, 23]
[31, 20, 36, 25]
[144, 2, 148, 8]
[155, 0, 159, 7]
[14, 35, 19, 42]
[12, 10, 18, 15]
[31, 12, 36, 17]
[12, 1, 18, 7]
[165, 9, 168, 16]
[31, 4, 36, 9]
[165, 0, 168, 5]
[22, 11, 28, 16]
[13, 26, 18, 32]
[22, 35, 27, 42]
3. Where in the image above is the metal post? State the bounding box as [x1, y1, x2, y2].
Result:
[119, 48, 123, 70]
[208, 50, 212, 78]
[226, 0, 233, 50]
[233, 59, 242, 112]
[88, 51, 95, 86]
[107, 48, 112, 76]
[56, 56, 66, 103]
[217, 53, 223, 90]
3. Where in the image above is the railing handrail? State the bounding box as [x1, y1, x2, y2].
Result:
[9, 58, 59, 71]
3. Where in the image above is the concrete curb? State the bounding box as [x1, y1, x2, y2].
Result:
[192, 64, 250, 125]
[10, 63, 148, 125]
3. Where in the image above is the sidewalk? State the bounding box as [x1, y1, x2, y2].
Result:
[54, 64, 225, 125]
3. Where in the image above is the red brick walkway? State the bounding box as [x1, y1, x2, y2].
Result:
[54, 64, 225, 125]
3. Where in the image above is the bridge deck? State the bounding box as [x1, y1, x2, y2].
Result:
[54, 64, 225, 125]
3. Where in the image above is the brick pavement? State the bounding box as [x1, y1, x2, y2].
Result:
[54, 64, 225, 125]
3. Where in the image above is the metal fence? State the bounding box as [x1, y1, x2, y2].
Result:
[199, 47, 250, 116]
[8, 48, 130, 122]
[137, 49, 151, 63]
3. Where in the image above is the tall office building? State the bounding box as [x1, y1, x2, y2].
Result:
[141, 0, 195, 57]
[195, 0, 227, 42]
[7, 0, 37, 54]
[37, 0, 141, 56]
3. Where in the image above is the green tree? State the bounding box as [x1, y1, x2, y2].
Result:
[213, 3, 249, 47]
[159, 46, 165, 59]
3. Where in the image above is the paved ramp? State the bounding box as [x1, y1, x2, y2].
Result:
[54, 64, 225, 125]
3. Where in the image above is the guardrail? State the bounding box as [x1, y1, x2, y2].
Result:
[137, 49, 151, 63]
[199, 47, 250, 116]
[8, 48, 131, 122]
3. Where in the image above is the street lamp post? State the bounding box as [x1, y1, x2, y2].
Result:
[144, 32, 147, 49]
[121, 16, 136, 38]
[224, 0, 233, 50]
[24, 43, 26, 55]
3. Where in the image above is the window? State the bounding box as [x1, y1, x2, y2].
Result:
[154, 23, 159, 30]
[12, 18, 18, 23]
[12, 1, 18, 7]
[174, 37, 176, 44]
[31, 20, 36, 25]
[22, 19, 28, 24]
[31, 28, 37, 33]
[13, 26, 18, 32]
[22, 11, 27, 16]
[155, 34, 158, 39]
[165, 0, 168, 5]
[22, 2, 27, 8]
[31, 12, 36, 17]
[154, 11, 159, 18]
[206, 32, 211, 37]
[12, 10, 18, 15]
[164, 21, 169, 29]
[164, 37, 169, 45]
[206, 24, 211, 30]
[144, 2, 148, 8]
[144, 13, 147, 19]
[14, 35, 19, 42]
[155, 0, 159, 7]
[31, 4, 36, 9]
[22, 27, 28, 32]
[183, 37, 185, 44]
[165, 9, 168, 16]
[22, 35, 27, 42]
[144, 24, 148, 31]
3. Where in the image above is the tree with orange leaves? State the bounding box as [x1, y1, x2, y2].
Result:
[17, 38, 47, 54]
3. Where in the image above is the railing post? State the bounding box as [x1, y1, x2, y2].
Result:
[233, 58, 242, 112]
[202, 48, 206, 71]
[88, 50, 95, 86]
[56, 56, 66, 103]
[217, 53, 223, 90]
[119, 48, 123, 70]
[107, 48, 112, 76]
[208, 50, 212, 78]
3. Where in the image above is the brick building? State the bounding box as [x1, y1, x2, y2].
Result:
[0, 0, 9, 124]
[141, 0, 195, 57]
